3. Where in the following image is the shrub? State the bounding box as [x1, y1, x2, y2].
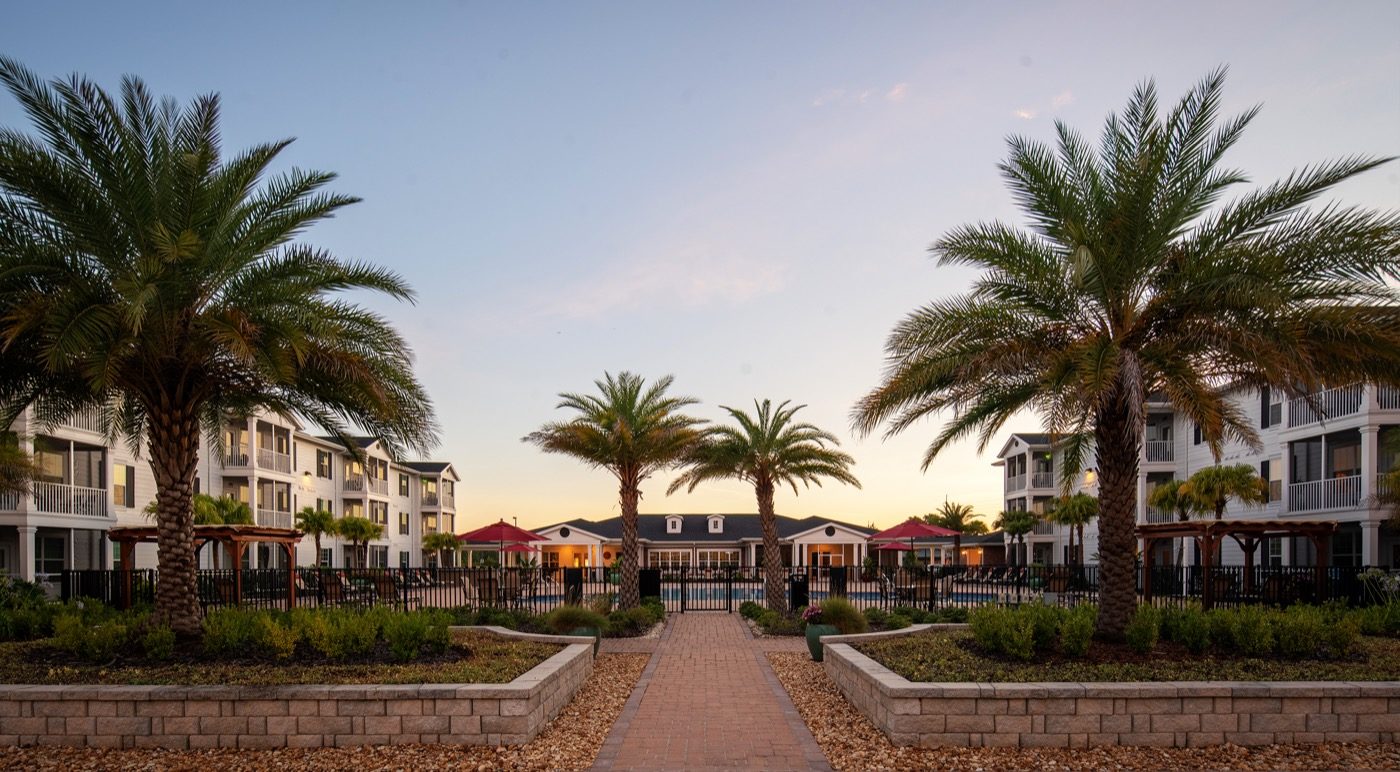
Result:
[1322, 615, 1361, 660]
[738, 601, 764, 620]
[1233, 606, 1274, 658]
[1022, 603, 1062, 653]
[543, 605, 608, 635]
[1272, 606, 1323, 659]
[605, 606, 662, 638]
[383, 612, 431, 662]
[588, 593, 615, 615]
[1207, 609, 1240, 651]
[863, 607, 888, 627]
[891, 605, 926, 623]
[202, 608, 262, 657]
[756, 610, 804, 636]
[141, 624, 177, 660]
[336, 611, 379, 659]
[1124, 605, 1160, 654]
[1059, 605, 1095, 658]
[297, 610, 342, 659]
[969, 606, 1035, 661]
[1167, 606, 1211, 654]
[256, 615, 298, 661]
[53, 614, 129, 661]
[1352, 601, 1400, 637]
[935, 607, 969, 624]
[819, 597, 868, 635]
[885, 613, 912, 630]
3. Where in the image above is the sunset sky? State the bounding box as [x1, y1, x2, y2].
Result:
[3, 1, 1398, 531]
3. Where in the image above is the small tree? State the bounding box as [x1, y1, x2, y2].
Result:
[1181, 464, 1268, 519]
[422, 532, 460, 567]
[295, 507, 337, 566]
[1147, 479, 1206, 566]
[336, 516, 383, 569]
[0, 435, 38, 498]
[924, 501, 989, 534]
[995, 510, 1037, 565]
[1048, 493, 1099, 566]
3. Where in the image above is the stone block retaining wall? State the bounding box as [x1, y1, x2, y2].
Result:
[822, 624, 1400, 748]
[0, 626, 591, 749]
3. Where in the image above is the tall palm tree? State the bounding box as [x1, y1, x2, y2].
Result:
[994, 509, 1037, 565]
[0, 436, 38, 498]
[335, 516, 383, 569]
[0, 61, 438, 634]
[1048, 493, 1099, 566]
[524, 372, 705, 609]
[1181, 463, 1268, 520]
[1147, 479, 1205, 566]
[294, 507, 337, 566]
[924, 501, 989, 534]
[852, 68, 1400, 637]
[668, 399, 860, 613]
[422, 531, 460, 568]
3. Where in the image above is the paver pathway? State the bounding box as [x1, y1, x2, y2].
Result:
[593, 614, 830, 771]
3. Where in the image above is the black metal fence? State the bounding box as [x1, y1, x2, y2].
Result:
[59, 563, 1395, 615]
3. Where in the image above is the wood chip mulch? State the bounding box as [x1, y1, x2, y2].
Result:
[0, 653, 649, 772]
[766, 652, 1400, 771]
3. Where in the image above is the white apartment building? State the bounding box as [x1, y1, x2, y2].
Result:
[0, 407, 459, 583]
[996, 384, 1400, 569]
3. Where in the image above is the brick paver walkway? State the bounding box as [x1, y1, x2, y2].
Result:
[593, 614, 830, 771]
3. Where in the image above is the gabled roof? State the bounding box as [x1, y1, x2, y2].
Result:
[533, 514, 875, 543]
[402, 461, 458, 481]
[994, 432, 1055, 460]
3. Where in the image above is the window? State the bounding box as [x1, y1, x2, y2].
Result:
[370, 501, 389, 526]
[316, 450, 333, 479]
[399, 550, 410, 569]
[1192, 423, 1202, 446]
[398, 510, 409, 535]
[666, 516, 682, 534]
[113, 464, 135, 508]
[423, 513, 438, 533]
[398, 473, 409, 497]
[370, 545, 389, 568]
[1290, 437, 1323, 483]
[315, 498, 334, 516]
[1265, 538, 1283, 567]
[36, 536, 65, 578]
[647, 550, 691, 570]
[1260, 460, 1271, 502]
[696, 549, 739, 569]
[319, 548, 332, 567]
[708, 516, 723, 534]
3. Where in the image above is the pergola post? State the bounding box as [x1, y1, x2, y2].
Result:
[232, 541, 246, 605]
[1199, 533, 1215, 610]
[1142, 536, 1156, 604]
[119, 541, 135, 611]
[284, 543, 297, 610]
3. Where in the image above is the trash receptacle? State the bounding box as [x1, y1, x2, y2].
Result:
[790, 573, 809, 610]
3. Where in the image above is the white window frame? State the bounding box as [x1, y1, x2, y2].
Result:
[696, 549, 739, 569]
[647, 549, 691, 570]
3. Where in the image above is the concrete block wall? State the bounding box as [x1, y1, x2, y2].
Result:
[822, 625, 1400, 748]
[0, 627, 591, 749]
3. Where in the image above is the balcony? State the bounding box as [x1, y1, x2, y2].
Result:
[441, 492, 455, 509]
[422, 492, 439, 506]
[1144, 506, 1176, 524]
[1006, 473, 1027, 492]
[1380, 386, 1400, 411]
[60, 408, 104, 434]
[345, 476, 389, 496]
[1287, 384, 1364, 428]
[31, 482, 107, 517]
[1032, 520, 1056, 536]
[256, 508, 292, 529]
[0, 491, 18, 511]
[1144, 440, 1174, 463]
[221, 449, 251, 468]
[1030, 472, 1054, 489]
[256, 448, 292, 474]
[1287, 475, 1362, 513]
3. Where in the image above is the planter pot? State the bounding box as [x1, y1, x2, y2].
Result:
[569, 626, 600, 656]
[806, 623, 839, 662]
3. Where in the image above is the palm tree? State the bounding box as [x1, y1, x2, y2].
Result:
[995, 509, 1037, 565]
[667, 399, 860, 613]
[0, 61, 439, 634]
[294, 507, 337, 566]
[336, 516, 383, 569]
[851, 69, 1400, 637]
[1048, 493, 1099, 566]
[924, 501, 989, 534]
[1147, 479, 1205, 567]
[144, 494, 252, 569]
[0, 436, 38, 498]
[1181, 464, 1268, 520]
[524, 372, 705, 609]
[422, 531, 460, 568]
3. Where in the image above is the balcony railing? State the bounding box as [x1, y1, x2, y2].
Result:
[256, 448, 292, 474]
[31, 481, 107, 517]
[222, 449, 251, 468]
[0, 491, 18, 511]
[60, 408, 104, 434]
[256, 509, 292, 529]
[1032, 520, 1056, 535]
[1287, 384, 1364, 428]
[368, 477, 389, 496]
[1030, 472, 1054, 489]
[1144, 440, 1174, 463]
[1287, 474, 1362, 513]
[1006, 473, 1027, 492]
[441, 493, 455, 509]
[422, 492, 439, 506]
[1380, 386, 1400, 411]
[1144, 506, 1176, 524]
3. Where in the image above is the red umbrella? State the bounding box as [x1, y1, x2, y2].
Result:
[869, 518, 963, 565]
[458, 520, 548, 563]
[501, 543, 538, 553]
[874, 542, 914, 551]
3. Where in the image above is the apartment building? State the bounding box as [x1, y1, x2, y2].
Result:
[0, 407, 459, 582]
[996, 384, 1399, 569]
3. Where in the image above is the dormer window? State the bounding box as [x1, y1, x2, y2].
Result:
[708, 515, 724, 534]
[666, 516, 683, 534]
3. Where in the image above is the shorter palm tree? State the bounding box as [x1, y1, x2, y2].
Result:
[422, 532, 461, 567]
[668, 399, 860, 613]
[295, 507, 338, 566]
[1048, 493, 1099, 566]
[336, 516, 384, 569]
[995, 510, 1037, 565]
[1180, 464, 1268, 520]
[1147, 479, 1206, 567]
[925, 501, 989, 534]
[144, 495, 252, 569]
[0, 436, 38, 498]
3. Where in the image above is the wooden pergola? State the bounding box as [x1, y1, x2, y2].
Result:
[107, 525, 304, 610]
[1137, 519, 1337, 608]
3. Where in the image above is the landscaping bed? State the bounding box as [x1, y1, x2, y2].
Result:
[857, 629, 1400, 682]
[0, 628, 557, 686]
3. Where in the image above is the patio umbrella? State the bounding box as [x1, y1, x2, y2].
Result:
[501, 543, 538, 553]
[457, 520, 548, 562]
[868, 518, 963, 564]
[874, 542, 914, 551]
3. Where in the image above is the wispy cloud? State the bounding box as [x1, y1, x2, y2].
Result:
[1051, 90, 1075, 108]
[814, 82, 910, 107]
[533, 245, 787, 320]
[886, 83, 909, 102]
[812, 88, 846, 107]
[1013, 108, 1037, 120]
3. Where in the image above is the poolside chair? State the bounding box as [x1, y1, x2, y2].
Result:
[500, 570, 525, 609]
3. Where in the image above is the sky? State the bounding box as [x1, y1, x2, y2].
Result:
[3, 1, 1398, 532]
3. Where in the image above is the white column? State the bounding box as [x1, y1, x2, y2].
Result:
[1361, 521, 1381, 567]
[68, 528, 75, 571]
[1361, 427, 1380, 508]
[1135, 472, 1148, 525]
[17, 526, 35, 582]
[1280, 444, 1292, 515]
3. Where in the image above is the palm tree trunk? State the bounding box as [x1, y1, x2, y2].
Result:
[1094, 388, 1143, 639]
[147, 406, 203, 637]
[755, 480, 786, 614]
[617, 478, 641, 610]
